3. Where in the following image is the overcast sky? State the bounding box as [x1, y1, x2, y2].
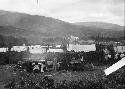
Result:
[0, 0, 124, 26]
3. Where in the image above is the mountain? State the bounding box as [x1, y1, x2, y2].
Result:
[74, 22, 124, 31]
[0, 10, 124, 44]
[0, 10, 80, 34]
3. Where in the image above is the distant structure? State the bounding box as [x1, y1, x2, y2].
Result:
[0, 48, 8, 52]
[28, 45, 47, 54]
[114, 45, 125, 53]
[47, 47, 64, 53]
[66, 35, 96, 52]
[67, 44, 96, 52]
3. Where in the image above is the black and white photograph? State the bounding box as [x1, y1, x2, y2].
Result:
[0, 0, 125, 89]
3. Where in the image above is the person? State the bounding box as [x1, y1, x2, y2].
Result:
[107, 54, 111, 59]
[38, 62, 45, 73]
[114, 53, 119, 60]
[17, 61, 23, 69]
[120, 52, 125, 58]
[81, 56, 84, 62]
[32, 62, 40, 73]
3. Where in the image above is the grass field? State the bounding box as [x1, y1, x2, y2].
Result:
[0, 64, 125, 89]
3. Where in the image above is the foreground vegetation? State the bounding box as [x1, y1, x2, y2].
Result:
[0, 63, 125, 89]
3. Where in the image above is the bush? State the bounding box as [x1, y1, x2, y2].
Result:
[0, 51, 28, 65]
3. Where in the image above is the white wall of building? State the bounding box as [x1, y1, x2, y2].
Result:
[0, 44, 96, 53]
[114, 46, 125, 53]
[29, 47, 46, 54]
[0, 48, 8, 52]
[0, 45, 47, 54]
[47, 48, 64, 53]
[11, 46, 27, 52]
[67, 44, 96, 52]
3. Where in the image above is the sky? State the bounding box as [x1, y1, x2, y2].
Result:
[0, 0, 124, 26]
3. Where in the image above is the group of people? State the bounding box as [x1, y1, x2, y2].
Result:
[32, 61, 45, 73]
[16, 61, 47, 73]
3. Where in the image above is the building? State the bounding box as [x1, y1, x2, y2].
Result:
[67, 44, 96, 52]
[11, 46, 27, 52]
[47, 47, 64, 53]
[114, 46, 125, 53]
[28, 45, 47, 54]
[0, 48, 8, 52]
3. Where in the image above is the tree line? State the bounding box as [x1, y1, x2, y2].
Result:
[0, 35, 28, 48]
